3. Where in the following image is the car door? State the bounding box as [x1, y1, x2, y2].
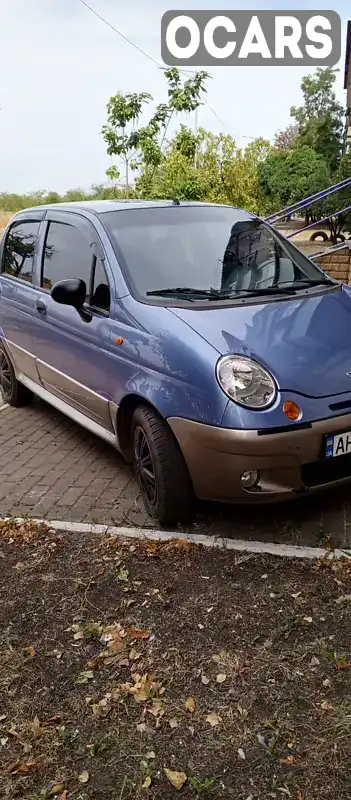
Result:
[31, 210, 115, 433]
[0, 213, 45, 385]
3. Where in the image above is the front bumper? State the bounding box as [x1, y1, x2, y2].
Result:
[168, 413, 351, 503]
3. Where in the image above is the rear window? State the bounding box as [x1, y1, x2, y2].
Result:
[101, 206, 323, 302]
[2, 220, 40, 283]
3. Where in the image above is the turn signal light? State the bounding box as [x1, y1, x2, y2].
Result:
[283, 401, 302, 422]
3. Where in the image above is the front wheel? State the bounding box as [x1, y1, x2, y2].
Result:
[0, 346, 33, 407]
[131, 405, 194, 526]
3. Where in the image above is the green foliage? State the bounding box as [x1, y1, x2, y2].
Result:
[189, 775, 217, 796]
[138, 127, 271, 213]
[101, 68, 209, 185]
[258, 146, 331, 213]
[291, 67, 345, 171]
[315, 152, 351, 240]
[273, 124, 299, 151]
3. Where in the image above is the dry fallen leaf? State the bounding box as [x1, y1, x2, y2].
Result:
[335, 594, 351, 605]
[30, 716, 45, 737]
[206, 713, 221, 727]
[238, 748, 246, 760]
[169, 718, 178, 729]
[142, 775, 152, 789]
[7, 760, 38, 775]
[75, 670, 94, 685]
[107, 634, 125, 653]
[49, 784, 64, 796]
[164, 768, 187, 790]
[185, 696, 196, 713]
[335, 659, 350, 670]
[78, 770, 90, 783]
[216, 673, 227, 684]
[24, 646, 35, 657]
[146, 750, 156, 760]
[201, 674, 210, 685]
[127, 628, 150, 639]
[60, 793, 68, 800]
[280, 756, 297, 766]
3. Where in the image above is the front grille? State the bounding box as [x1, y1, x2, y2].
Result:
[301, 453, 351, 487]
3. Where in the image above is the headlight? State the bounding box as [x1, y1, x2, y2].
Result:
[216, 355, 277, 409]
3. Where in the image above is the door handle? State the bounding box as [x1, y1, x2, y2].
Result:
[36, 299, 47, 315]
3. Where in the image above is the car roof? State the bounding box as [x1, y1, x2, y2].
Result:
[12, 199, 255, 218]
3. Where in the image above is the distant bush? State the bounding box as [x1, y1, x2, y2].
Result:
[0, 184, 138, 217]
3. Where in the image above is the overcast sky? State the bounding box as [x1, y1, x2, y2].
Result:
[0, 0, 349, 193]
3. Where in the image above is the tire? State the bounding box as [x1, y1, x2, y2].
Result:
[310, 231, 328, 242]
[131, 404, 194, 526]
[335, 234, 346, 243]
[0, 346, 33, 407]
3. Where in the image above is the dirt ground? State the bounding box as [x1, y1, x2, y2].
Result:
[0, 521, 350, 800]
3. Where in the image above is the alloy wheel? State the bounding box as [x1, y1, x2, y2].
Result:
[0, 350, 12, 397]
[133, 425, 157, 506]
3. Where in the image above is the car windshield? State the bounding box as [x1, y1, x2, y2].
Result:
[102, 206, 333, 302]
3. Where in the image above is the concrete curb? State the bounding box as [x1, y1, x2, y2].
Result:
[2, 517, 350, 561]
[0, 403, 9, 412]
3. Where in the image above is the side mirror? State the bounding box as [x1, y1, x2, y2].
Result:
[51, 279, 92, 322]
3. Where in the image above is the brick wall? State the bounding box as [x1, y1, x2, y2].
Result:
[313, 243, 351, 284]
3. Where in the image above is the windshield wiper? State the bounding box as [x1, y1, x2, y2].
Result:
[275, 278, 335, 288]
[146, 287, 222, 300]
[217, 286, 296, 298]
[146, 285, 297, 301]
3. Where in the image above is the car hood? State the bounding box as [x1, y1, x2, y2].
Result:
[170, 286, 351, 399]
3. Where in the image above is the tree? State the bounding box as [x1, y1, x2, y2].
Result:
[101, 68, 209, 190]
[139, 126, 271, 213]
[314, 152, 351, 242]
[258, 146, 331, 220]
[106, 164, 121, 186]
[102, 91, 152, 188]
[273, 124, 299, 151]
[290, 67, 345, 171]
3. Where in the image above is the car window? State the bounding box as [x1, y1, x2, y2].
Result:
[42, 221, 94, 293]
[91, 258, 110, 313]
[2, 221, 40, 282]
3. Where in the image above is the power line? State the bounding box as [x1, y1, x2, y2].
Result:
[78, 0, 161, 68]
[78, 0, 257, 141]
[205, 102, 254, 139]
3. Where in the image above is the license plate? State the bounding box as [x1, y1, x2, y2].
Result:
[325, 430, 351, 458]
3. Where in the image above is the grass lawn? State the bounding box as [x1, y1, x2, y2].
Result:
[0, 521, 350, 800]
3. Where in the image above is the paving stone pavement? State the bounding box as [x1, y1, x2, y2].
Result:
[0, 400, 351, 550]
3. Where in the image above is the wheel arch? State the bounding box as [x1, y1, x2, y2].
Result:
[116, 393, 166, 462]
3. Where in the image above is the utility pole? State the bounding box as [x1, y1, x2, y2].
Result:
[194, 107, 198, 169]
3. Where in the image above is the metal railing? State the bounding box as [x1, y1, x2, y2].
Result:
[264, 177, 351, 237]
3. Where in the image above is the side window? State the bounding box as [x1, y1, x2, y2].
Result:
[2, 221, 40, 282]
[91, 258, 110, 313]
[42, 221, 93, 292]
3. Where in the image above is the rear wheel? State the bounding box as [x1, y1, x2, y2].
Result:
[131, 404, 194, 526]
[0, 347, 33, 407]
